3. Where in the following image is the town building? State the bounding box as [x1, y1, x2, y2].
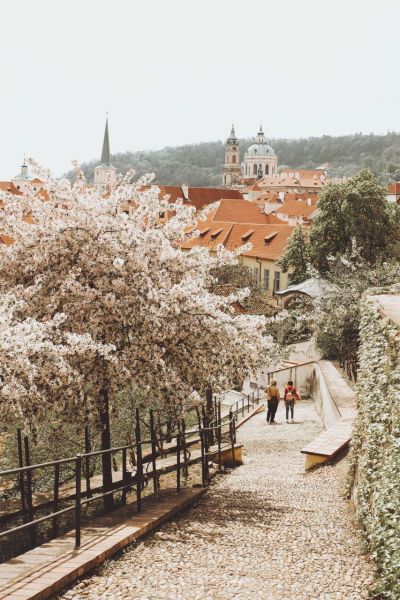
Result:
[242, 126, 278, 181]
[181, 198, 295, 294]
[94, 118, 116, 193]
[222, 126, 241, 187]
[387, 182, 400, 203]
[0, 160, 43, 196]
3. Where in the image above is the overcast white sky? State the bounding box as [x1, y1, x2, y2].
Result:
[1, 0, 399, 179]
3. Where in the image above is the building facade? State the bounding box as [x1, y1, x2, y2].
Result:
[222, 125, 242, 187]
[242, 126, 278, 181]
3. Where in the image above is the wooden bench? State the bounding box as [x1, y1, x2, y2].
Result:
[300, 360, 356, 470]
[301, 421, 353, 469]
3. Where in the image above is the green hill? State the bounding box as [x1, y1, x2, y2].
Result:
[72, 132, 400, 187]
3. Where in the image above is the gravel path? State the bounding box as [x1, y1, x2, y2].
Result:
[58, 401, 375, 600]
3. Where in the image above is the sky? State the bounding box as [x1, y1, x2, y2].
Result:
[1, 0, 399, 179]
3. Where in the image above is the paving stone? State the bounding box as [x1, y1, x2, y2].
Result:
[56, 401, 376, 599]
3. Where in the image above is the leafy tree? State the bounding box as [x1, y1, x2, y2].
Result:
[313, 250, 400, 379]
[310, 170, 400, 273]
[277, 226, 310, 284]
[66, 132, 400, 187]
[0, 161, 277, 503]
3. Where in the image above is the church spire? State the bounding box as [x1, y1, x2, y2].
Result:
[101, 116, 111, 165]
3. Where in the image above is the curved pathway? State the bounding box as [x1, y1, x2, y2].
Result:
[58, 401, 375, 600]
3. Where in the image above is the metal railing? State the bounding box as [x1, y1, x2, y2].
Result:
[0, 395, 261, 551]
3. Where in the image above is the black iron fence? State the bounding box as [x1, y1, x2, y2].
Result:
[0, 390, 261, 552]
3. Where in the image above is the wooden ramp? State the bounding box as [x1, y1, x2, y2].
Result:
[0, 487, 206, 600]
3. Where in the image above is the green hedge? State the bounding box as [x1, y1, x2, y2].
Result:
[347, 288, 400, 599]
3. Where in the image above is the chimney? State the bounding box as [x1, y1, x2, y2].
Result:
[278, 191, 285, 202]
[181, 184, 189, 200]
[307, 197, 312, 206]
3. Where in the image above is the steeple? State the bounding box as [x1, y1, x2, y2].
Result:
[101, 117, 111, 165]
[94, 116, 116, 192]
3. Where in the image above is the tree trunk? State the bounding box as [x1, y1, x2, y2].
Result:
[100, 388, 113, 511]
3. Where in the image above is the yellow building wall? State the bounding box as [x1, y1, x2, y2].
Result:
[238, 256, 289, 293]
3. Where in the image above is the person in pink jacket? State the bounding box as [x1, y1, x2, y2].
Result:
[284, 380, 300, 423]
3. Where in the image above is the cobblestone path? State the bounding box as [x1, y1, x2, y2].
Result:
[59, 401, 375, 600]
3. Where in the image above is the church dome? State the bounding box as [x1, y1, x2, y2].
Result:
[245, 143, 276, 156]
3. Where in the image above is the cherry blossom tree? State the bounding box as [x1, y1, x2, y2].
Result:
[0, 163, 276, 497]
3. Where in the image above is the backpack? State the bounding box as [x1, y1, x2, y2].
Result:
[286, 386, 296, 401]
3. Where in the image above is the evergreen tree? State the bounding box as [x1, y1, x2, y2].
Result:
[277, 226, 310, 284]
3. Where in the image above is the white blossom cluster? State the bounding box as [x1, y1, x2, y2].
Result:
[0, 163, 277, 432]
[347, 287, 400, 599]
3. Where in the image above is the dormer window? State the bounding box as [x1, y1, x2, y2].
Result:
[198, 227, 211, 237]
[211, 227, 223, 239]
[264, 231, 278, 245]
[241, 229, 254, 241]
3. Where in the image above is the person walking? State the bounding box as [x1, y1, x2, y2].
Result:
[284, 380, 300, 423]
[266, 379, 280, 424]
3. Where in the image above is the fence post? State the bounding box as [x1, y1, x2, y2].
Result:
[75, 454, 82, 549]
[84, 425, 92, 499]
[16, 429, 27, 525]
[247, 394, 250, 412]
[135, 408, 143, 513]
[149, 410, 158, 493]
[217, 401, 222, 472]
[199, 428, 206, 486]
[206, 388, 214, 446]
[176, 422, 181, 493]
[122, 447, 127, 506]
[23, 435, 36, 548]
[181, 417, 188, 478]
[242, 396, 244, 417]
[202, 407, 210, 483]
[52, 463, 60, 538]
[229, 409, 235, 464]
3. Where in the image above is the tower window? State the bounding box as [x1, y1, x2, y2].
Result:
[232, 155, 236, 164]
[265, 164, 269, 175]
[253, 164, 257, 175]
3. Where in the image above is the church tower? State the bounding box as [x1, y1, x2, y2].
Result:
[222, 125, 241, 188]
[94, 117, 117, 193]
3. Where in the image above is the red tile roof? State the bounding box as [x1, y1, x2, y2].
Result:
[388, 182, 400, 195]
[212, 199, 282, 224]
[276, 200, 317, 218]
[150, 185, 243, 210]
[182, 216, 295, 261]
[0, 182, 23, 196]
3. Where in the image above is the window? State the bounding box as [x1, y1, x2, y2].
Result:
[253, 164, 257, 175]
[253, 267, 259, 284]
[159, 211, 165, 218]
[263, 269, 270, 290]
[232, 155, 236, 164]
[265, 164, 269, 175]
[273, 271, 281, 292]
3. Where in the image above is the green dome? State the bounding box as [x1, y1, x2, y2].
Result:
[245, 143, 276, 156]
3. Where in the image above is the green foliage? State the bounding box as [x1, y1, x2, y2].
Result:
[277, 226, 310, 284]
[314, 251, 400, 379]
[67, 133, 400, 187]
[310, 170, 400, 273]
[347, 287, 400, 599]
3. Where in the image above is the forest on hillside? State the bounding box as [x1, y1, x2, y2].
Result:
[71, 132, 400, 187]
